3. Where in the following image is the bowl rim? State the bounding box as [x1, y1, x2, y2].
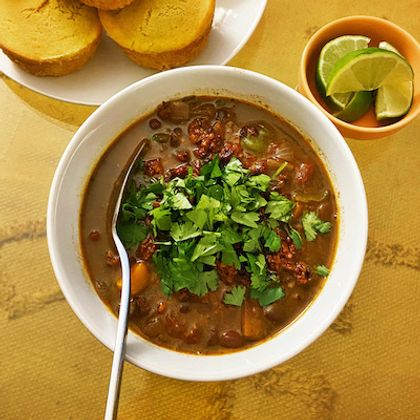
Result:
[299, 15, 420, 137]
[47, 65, 368, 381]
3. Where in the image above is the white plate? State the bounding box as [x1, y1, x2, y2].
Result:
[0, 0, 267, 105]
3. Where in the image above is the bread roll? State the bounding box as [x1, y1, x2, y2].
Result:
[0, 0, 102, 76]
[99, 0, 215, 70]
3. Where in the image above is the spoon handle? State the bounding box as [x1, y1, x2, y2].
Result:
[104, 236, 131, 420]
[104, 140, 146, 420]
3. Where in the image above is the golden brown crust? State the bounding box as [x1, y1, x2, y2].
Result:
[80, 0, 135, 10]
[120, 25, 212, 70]
[99, 0, 215, 70]
[0, 0, 102, 77]
[1, 34, 101, 77]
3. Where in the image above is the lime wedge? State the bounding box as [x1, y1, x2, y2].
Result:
[333, 90, 373, 122]
[378, 41, 403, 57]
[375, 44, 410, 119]
[316, 35, 370, 109]
[326, 48, 414, 119]
[375, 82, 413, 120]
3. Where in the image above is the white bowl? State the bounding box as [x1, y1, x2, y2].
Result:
[47, 66, 368, 381]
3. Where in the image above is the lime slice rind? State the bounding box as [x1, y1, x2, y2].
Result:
[333, 91, 373, 122]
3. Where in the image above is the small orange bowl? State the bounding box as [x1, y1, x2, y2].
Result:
[298, 15, 420, 139]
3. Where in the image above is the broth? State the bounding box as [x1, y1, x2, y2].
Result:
[80, 96, 338, 354]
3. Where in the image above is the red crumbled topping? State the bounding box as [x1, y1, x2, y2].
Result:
[164, 163, 190, 181]
[174, 149, 191, 163]
[144, 158, 164, 177]
[216, 261, 238, 285]
[188, 118, 224, 159]
[137, 235, 157, 261]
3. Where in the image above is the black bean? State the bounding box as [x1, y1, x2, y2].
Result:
[170, 127, 183, 147]
[173, 127, 183, 137]
[219, 330, 244, 348]
[149, 118, 162, 129]
[264, 304, 285, 323]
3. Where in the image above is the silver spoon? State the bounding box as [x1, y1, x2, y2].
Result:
[105, 140, 147, 420]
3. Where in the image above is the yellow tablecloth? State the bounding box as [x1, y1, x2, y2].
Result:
[1, 1, 419, 418]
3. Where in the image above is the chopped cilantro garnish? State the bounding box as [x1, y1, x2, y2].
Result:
[287, 226, 303, 249]
[200, 156, 223, 179]
[150, 207, 171, 232]
[170, 221, 201, 242]
[117, 222, 148, 249]
[231, 211, 260, 228]
[191, 233, 223, 262]
[224, 286, 246, 306]
[302, 212, 332, 241]
[119, 156, 333, 306]
[315, 265, 330, 277]
[169, 192, 192, 210]
[266, 192, 294, 222]
[264, 229, 281, 252]
[250, 286, 285, 306]
[186, 208, 207, 229]
[246, 174, 271, 191]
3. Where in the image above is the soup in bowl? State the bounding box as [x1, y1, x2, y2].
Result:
[47, 66, 367, 380]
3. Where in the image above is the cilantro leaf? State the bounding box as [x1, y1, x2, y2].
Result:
[302, 212, 332, 241]
[196, 194, 222, 229]
[117, 222, 148, 248]
[200, 156, 222, 179]
[264, 229, 281, 252]
[266, 192, 294, 222]
[191, 233, 222, 262]
[185, 208, 207, 229]
[247, 253, 271, 291]
[199, 255, 217, 266]
[231, 211, 259, 228]
[243, 237, 260, 252]
[221, 246, 241, 269]
[170, 192, 192, 210]
[150, 207, 171, 231]
[218, 225, 241, 244]
[207, 184, 224, 201]
[317, 222, 332, 234]
[229, 184, 252, 209]
[315, 265, 330, 277]
[246, 174, 271, 191]
[288, 226, 303, 249]
[170, 221, 201, 242]
[250, 286, 285, 306]
[193, 270, 219, 295]
[224, 286, 246, 306]
[224, 158, 249, 186]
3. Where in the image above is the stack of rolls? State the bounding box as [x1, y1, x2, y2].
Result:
[0, 0, 216, 76]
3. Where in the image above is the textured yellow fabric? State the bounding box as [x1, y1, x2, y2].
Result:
[0, 1, 419, 418]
